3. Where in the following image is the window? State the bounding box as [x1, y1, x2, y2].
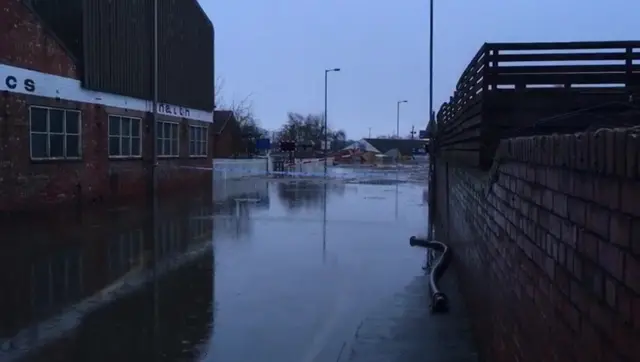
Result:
[156, 121, 179, 157]
[189, 125, 208, 157]
[108, 115, 142, 157]
[30, 106, 81, 160]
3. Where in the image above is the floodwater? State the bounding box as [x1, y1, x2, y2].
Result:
[0, 166, 432, 362]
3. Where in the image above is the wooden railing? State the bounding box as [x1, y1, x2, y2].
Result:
[436, 41, 640, 127]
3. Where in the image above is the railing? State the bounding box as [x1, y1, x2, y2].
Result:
[212, 158, 269, 180]
[212, 157, 334, 180]
[436, 41, 640, 127]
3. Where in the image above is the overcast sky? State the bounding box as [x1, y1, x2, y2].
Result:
[201, 0, 640, 139]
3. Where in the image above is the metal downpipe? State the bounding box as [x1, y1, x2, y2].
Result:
[409, 236, 451, 313]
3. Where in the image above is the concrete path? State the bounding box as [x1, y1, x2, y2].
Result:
[338, 270, 480, 362]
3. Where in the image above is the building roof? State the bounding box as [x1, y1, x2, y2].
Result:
[213, 110, 237, 134]
[362, 138, 427, 155]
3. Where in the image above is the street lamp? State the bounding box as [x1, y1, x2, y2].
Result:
[429, 0, 434, 127]
[324, 67, 340, 174]
[396, 100, 408, 138]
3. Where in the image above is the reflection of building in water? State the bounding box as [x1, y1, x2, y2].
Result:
[211, 178, 270, 240]
[0, 196, 214, 361]
[276, 180, 346, 210]
[212, 178, 269, 205]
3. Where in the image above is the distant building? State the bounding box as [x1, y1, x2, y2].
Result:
[350, 138, 427, 159]
[212, 110, 244, 158]
[0, 0, 214, 211]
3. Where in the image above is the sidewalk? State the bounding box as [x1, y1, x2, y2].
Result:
[337, 269, 480, 362]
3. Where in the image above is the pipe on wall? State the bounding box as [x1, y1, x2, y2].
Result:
[409, 236, 451, 313]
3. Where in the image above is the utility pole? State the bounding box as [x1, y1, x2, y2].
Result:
[323, 68, 340, 175]
[429, 0, 434, 127]
[410, 125, 416, 139]
[151, 0, 160, 360]
[396, 100, 408, 138]
[368, 127, 372, 138]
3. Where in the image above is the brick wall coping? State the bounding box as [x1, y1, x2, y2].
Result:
[496, 127, 640, 177]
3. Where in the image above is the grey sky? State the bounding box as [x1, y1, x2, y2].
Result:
[202, 0, 639, 139]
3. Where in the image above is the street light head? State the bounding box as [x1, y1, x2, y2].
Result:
[333, 68, 341, 72]
[401, 100, 408, 103]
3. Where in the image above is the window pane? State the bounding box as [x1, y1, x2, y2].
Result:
[66, 111, 80, 134]
[31, 133, 48, 158]
[122, 137, 131, 156]
[122, 117, 131, 136]
[49, 109, 64, 133]
[132, 137, 140, 156]
[30, 107, 48, 132]
[156, 138, 163, 155]
[164, 139, 171, 155]
[109, 117, 121, 136]
[171, 139, 178, 156]
[50, 134, 64, 157]
[163, 123, 171, 138]
[189, 140, 195, 155]
[172, 124, 179, 139]
[109, 136, 121, 156]
[66, 135, 80, 158]
[156, 122, 163, 138]
[131, 119, 140, 137]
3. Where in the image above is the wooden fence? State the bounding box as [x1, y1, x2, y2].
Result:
[435, 40, 640, 168]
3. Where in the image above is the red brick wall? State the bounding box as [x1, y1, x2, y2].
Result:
[0, 0, 213, 211]
[0, 0, 78, 77]
[213, 123, 243, 158]
[434, 129, 640, 362]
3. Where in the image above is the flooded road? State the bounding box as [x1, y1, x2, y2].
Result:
[1, 166, 433, 362]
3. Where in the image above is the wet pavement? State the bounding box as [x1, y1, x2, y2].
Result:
[0, 165, 478, 362]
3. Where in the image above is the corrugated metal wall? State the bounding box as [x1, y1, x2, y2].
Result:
[82, 0, 214, 111]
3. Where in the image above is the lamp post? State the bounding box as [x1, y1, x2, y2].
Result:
[429, 0, 434, 127]
[396, 100, 408, 138]
[324, 68, 340, 175]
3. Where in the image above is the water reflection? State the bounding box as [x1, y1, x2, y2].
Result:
[276, 180, 345, 211]
[0, 195, 216, 362]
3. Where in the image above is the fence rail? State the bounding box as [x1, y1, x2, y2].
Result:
[436, 41, 640, 126]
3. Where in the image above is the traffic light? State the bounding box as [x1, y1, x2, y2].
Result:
[280, 141, 296, 152]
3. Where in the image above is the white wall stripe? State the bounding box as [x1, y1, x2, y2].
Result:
[0, 63, 214, 123]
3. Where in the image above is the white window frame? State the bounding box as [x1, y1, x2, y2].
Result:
[157, 121, 180, 157]
[189, 124, 208, 157]
[108, 115, 143, 158]
[29, 106, 82, 160]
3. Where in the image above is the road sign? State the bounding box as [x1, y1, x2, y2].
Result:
[419, 130, 427, 139]
[256, 138, 271, 150]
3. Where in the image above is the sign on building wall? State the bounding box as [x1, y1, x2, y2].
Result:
[0, 63, 213, 123]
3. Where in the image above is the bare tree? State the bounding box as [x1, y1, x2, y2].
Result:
[215, 77, 267, 139]
[276, 112, 348, 151]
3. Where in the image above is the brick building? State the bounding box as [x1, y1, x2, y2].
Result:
[212, 110, 244, 158]
[0, 0, 215, 211]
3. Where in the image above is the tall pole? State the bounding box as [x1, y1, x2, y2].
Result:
[396, 100, 407, 138]
[324, 70, 328, 174]
[323, 68, 340, 175]
[429, 0, 434, 126]
[396, 102, 400, 138]
[151, 0, 159, 357]
[152, 0, 159, 182]
[428, 0, 436, 241]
